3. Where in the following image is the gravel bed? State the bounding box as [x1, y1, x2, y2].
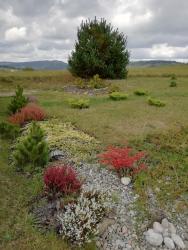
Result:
[74, 163, 140, 250]
[74, 162, 188, 250]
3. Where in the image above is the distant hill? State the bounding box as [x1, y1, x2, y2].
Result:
[0, 60, 186, 70]
[129, 60, 185, 68]
[0, 60, 68, 70]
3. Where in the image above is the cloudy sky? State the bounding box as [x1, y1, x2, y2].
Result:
[0, 0, 188, 62]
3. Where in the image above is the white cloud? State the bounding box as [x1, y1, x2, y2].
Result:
[150, 43, 188, 59]
[0, 7, 21, 26]
[5, 26, 27, 42]
[0, 0, 188, 61]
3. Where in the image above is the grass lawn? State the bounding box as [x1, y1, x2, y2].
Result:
[0, 65, 188, 249]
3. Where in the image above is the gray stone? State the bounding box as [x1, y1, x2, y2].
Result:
[116, 239, 125, 247]
[164, 237, 175, 249]
[145, 229, 163, 246]
[171, 233, 185, 249]
[162, 218, 169, 229]
[168, 222, 176, 234]
[121, 226, 128, 235]
[163, 228, 170, 237]
[153, 222, 163, 234]
[121, 177, 131, 186]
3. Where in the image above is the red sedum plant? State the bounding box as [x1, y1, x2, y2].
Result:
[8, 103, 46, 125]
[44, 165, 82, 198]
[99, 146, 147, 177]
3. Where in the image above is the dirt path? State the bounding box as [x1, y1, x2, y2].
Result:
[0, 90, 39, 97]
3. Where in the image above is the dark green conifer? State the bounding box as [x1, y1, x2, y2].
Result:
[8, 85, 28, 114]
[69, 17, 129, 79]
[13, 122, 48, 172]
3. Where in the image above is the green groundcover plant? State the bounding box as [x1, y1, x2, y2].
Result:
[39, 119, 99, 163]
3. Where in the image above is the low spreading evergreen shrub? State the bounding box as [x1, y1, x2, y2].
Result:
[134, 89, 148, 96]
[147, 97, 166, 107]
[109, 92, 128, 100]
[69, 98, 90, 109]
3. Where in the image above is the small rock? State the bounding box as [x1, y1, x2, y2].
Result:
[122, 226, 128, 235]
[163, 228, 170, 237]
[171, 233, 185, 249]
[153, 222, 163, 234]
[116, 239, 125, 247]
[164, 237, 175, 249]
[145, 229, 163, 246]
[168, 222, 176, 234]
[121, 177, 131, 186]
[162, 218, 169, 228]
[184, 240, 188, 249]
[98, 218, 115, 235]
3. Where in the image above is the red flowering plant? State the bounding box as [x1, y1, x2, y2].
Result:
[99, 146, 147, 177]
[8, 103, 46, 126]
[44, 164, 82, 200]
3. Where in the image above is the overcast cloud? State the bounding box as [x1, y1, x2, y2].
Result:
[0, 0, 188, 62]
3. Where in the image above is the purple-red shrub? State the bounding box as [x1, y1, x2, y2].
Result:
[44, 165, 82, 197]
[99, 146, 147, 177]
[8, 103, 46, 125]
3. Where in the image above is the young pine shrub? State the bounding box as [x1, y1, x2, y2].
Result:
[89, 74, 105, 89]
[44, 165, 82, 199]
[170, 80, 177, 87]
[134, 89, 148, 96]
[69, 98, 90, 109]
[109, 92, 128, 101]
[13, 122, 48, 172]
[147, 97, 166, 107]
[99, 146, 147, 177]
[57, 190, 107, 245]
[8, 85, 28, 114]
[75, 78, 87, 89]
[171, 74, 177, 80]
[169, 74, 177, 87]
[8, 103, 46, 126]
[0, 121, 20, 139]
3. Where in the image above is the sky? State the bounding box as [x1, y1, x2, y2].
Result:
[0, 0, 188, 62]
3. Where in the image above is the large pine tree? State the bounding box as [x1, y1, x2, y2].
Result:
[68, 18, 129, 79]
